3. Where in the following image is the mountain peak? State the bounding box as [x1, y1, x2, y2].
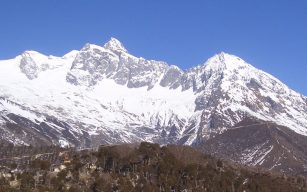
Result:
[22, 50, 45, 57]
[203, 52, 249, 72]
[217, 51, 226, 57]
[21, 50, 48, 63]
[215, 52, 239, 62]
[62, 50, 79, 59]
[103, 37, 128, 53]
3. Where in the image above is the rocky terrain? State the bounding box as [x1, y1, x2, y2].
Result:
[0, 37, 306, 148]
[201, 118, 307, 176]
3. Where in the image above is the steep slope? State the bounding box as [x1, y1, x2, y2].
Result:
[179, 53, 307, 145]
[67, 38, 169, 88]
[202, 118, 307, 176]
[0, 37, 306, 148]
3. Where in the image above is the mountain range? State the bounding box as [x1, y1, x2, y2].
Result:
[0, 37, 306, 175]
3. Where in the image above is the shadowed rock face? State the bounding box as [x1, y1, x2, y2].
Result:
[201, 118, 307, 176]
[66, 42, 169, 88]
[19, 52, 40, 80]
[160, 66, 183, 89]
[66, 43, 120, 86]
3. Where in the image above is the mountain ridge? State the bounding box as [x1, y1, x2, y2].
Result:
[10, 38, 306, 97]
[0, 37, 306, 149]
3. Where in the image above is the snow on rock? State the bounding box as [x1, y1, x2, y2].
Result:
[103, 37, 128, 54]
[0, 38, 306, 147]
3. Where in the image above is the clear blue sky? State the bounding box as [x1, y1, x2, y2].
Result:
[0, 0, 306, 95]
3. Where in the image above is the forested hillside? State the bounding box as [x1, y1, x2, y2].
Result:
[0, 143, 306, 192]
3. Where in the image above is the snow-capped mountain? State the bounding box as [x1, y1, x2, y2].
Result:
[0, 37, 306, 148]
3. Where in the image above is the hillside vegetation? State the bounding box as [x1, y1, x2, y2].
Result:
[0, 143, 306, 192]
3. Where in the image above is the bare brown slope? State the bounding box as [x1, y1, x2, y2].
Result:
[201, 118, 307, 176]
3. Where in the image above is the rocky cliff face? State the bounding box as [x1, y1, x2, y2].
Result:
[66, 38, 168, 88]
[0, 37, 306, 149]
